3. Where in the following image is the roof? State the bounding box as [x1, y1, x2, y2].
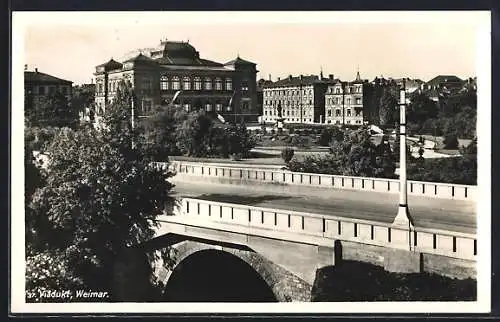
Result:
[224, 56, 256, 66]
[262, 75, 332, 88]
[24, 71, 72, 84]
[123, 53, 157, 64]
[426, 75, 463, 86]
[96, 58, 123, 70]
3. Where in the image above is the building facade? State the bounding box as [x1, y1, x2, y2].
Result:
[261, 74, 334, 124]
[324, 72, 372, 126]
[24, 67, 73, 111]
[93, 39, 259, 123]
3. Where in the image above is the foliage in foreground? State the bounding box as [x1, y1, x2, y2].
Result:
[25, 84, 176, 301]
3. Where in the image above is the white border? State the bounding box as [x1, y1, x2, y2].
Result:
[11, 10, 491, 314]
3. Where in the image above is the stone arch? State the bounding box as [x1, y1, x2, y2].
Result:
[153, 240, 303, 302]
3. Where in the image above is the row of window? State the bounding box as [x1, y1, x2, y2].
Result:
[264, 89, 313, 97]
[326, 109, 362, 117]
[264, 110, 313, 117]
[325, 119, 363, 125]
[264, 99, 313, 107]
[96, 76, 237, 94]
[139, 101, 251, 114]
[326, 97, 362, 105]
[159, 76, 234, 91]
[29, 85, 70, 96]
[264, 117, 314, 123]
[328, 86, 362, 94]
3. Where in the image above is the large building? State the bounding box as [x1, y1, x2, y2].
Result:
[261, 73, 335, 124]
[93, 39, 259, 123]
[24, 67, 73, 111]
[324, 71, 372, 126]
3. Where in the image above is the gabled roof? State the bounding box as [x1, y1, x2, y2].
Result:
[426, 75, 463, 86]
[123, 53, 157, 64]
[224, 56, 256, 66]
[96, 58, 123, 70]
[24, 71, 72, 84]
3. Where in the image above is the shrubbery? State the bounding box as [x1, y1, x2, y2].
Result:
[280, 148, 295, 163]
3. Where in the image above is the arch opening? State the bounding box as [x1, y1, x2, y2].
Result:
[163, 249, 277, 302]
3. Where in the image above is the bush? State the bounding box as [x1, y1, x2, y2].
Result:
[290, 135, 311, 148]
[281, 148, 295, 163]
[443, 134, 459, 149]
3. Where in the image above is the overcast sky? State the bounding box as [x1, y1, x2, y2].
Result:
[16, 11, 488, 85]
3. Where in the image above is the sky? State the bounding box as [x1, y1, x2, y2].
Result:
[16, 11, 489, 85]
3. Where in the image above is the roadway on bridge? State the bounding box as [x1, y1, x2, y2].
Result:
[170, 180, 476, 234]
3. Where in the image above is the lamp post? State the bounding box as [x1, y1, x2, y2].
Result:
[392, 80, 414, 231]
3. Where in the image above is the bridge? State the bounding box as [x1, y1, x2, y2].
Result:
[112, 161, 476, 302]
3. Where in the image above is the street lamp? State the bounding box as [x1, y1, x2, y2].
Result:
[392, 80, 414, 231]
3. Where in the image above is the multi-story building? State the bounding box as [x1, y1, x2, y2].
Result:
[324, 71, 372, 126]
[24, 67, 73, 111]
[93, 39, 259, 123]
[261, 74, 334, 124]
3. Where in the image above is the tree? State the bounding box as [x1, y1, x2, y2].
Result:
[379, 90, 397, 126]
[408, 93, 439, 124]
[443, 133, 459, 149]
[175, 110, 214, 157]
[26, 85, 176, 301]
[72, 84, 96, 124]
[281, 148, 295, 164]
[139, 105, 183, 160]
[318, 127, 345, 146]
[25, 91, 79, 128]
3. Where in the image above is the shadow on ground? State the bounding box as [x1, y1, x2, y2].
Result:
[193, 194, 293, 205]
[311, 260, 477, 302]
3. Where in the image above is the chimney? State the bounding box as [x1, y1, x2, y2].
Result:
[288, 75, 293, 81]
[277, 77, 280, 81]
[329, 74, 334, 80]
[35, 68, 38, 73]
[299, 75, 304, 81]
[268, 74, 271, 81]
[24, 64, 28, 71]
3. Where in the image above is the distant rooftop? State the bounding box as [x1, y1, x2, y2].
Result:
[24, 69, 72, 84]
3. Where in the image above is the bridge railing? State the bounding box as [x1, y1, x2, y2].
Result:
[176, 197, 477, 261]
[151, 161, 477, 201]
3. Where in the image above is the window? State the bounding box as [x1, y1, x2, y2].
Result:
[183, 77, 191, 90]
[142, 77, 152, 91]
[346, 98, 351, 105]
[327, 110, 332, 117]
[356, 98, 362, 105]
[335, 109, 341, 117]
[357, 86, 361, 93]
[204, 77, 212, 90]
[215, 78, 222, 90]
[347, 109, 352, 117]
[142, 99, 152, 113]
[184, 104, 190, 112]
[38, 86, 45, 95]
[172, 76, 181, 90]
[347, 120, 351, 124]
[216, 103, 223, 111]
[49, 86, 56, 95]
[265, 110, 268, 116]
[309, 100, 312, 105]
[193, 77, 201, 90]
[242, 101, 250, 110]
[205, 103, 212, 111]
[355, 110, 361, 117]
[242, 80, 249, 92]
[226, 78, 232, 91]
[160, 76, 168, 90]
[335, 120, 340, 124]
[335, 87, 340, 94]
